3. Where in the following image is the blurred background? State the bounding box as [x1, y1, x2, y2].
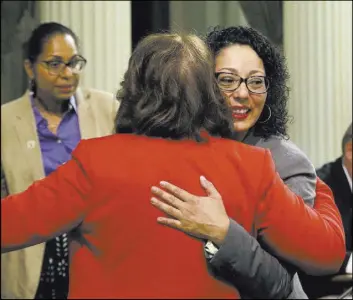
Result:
[1, 0, 352, 168]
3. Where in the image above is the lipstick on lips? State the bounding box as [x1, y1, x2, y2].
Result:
[231, 106, 250, 120]
[57, 85, 74, 92]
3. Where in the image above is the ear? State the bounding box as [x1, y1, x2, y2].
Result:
[344, 141, 352, 162]
[24, 59, 34, 80]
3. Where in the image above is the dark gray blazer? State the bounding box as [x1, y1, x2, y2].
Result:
[207, 132, 317, 299]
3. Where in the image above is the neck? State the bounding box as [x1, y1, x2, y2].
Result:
[34, 95, 70, 116]
[343, 156, 352, 179]
[232, 130, 249, 142]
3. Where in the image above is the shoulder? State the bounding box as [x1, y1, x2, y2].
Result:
[316, 158, 341, 182]
[76, 134, 142, 152]
[79, 87, 120, 120]
[258, 135, 307, 159]
[257, 135, 317, 205]
[1, 91, 31, 122]
[1, 91, 30, 111]
[257, 135, 315, 176]
[218, 137, 268, 158]
[72, 134, 164, 170]
[316, 161, 335, 177]
[214, 137, 270, 174]
[72, 135, 119, 166]
[81, 87, 115, 102]
[80, 87, 116, 106]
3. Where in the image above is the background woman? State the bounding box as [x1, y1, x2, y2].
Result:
[1, 22, 119, 299]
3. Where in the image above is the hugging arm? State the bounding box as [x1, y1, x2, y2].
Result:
[1, 142, 93, 253]
[255, 150, 345, 275]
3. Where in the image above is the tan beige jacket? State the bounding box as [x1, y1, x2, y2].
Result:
[1, 87, 119, 299]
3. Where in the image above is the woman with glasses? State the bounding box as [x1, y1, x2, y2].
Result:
[150, 26, 340, 299]
[1, 22, 119, 299]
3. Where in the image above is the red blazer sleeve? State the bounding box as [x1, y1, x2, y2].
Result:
[1, 142, 93, 253]
[255, 150, 345, 275]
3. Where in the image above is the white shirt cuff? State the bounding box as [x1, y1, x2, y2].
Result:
[204, 240, 219, 259]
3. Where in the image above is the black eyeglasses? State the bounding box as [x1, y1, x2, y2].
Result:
[40, 55, 87, 75]
[215, 72, 269, 94]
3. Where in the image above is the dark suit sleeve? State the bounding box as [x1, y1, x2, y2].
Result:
[208, 219, 294, 299]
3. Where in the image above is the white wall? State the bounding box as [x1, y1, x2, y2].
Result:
[38, 1, 131, 95]
[284, 1, 352, 167]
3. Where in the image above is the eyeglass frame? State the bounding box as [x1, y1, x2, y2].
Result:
[215, 72, 270, 94]
[39, 55, 87, 75]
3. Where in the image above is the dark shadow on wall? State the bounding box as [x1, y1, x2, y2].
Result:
[131, 1, 170, 51]
[239, 1, 283, 49]
[1, 0, 39, 104]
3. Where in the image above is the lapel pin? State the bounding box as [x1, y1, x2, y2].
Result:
[27, 140, 36, 149]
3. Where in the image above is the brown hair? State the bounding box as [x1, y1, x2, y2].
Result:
[115, 32, 234, 141]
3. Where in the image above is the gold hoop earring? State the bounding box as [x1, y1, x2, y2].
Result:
[258, 104, 271, 124]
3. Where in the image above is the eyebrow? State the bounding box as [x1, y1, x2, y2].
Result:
[45, 55, 80, 61]
[218, 68, 265, 76]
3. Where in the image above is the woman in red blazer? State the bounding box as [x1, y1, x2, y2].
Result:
[1, 32, 345, 299]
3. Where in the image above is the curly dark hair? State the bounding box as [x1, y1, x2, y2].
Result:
[206, 26, 290, 139]
[115, 33, 235, 142]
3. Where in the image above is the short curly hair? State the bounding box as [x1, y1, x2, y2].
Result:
[206, 26, 290, 139]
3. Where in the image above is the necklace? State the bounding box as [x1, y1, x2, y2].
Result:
[34, 100, 62, 133]
[34, 96, 70, 116]
[47, 121, 61, 129]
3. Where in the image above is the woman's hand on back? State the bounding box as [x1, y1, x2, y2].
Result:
[150, 176, 230, 246]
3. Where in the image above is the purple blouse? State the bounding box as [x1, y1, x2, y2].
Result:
[31, 95, 81, 299]
[31, 96, 81, 176]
